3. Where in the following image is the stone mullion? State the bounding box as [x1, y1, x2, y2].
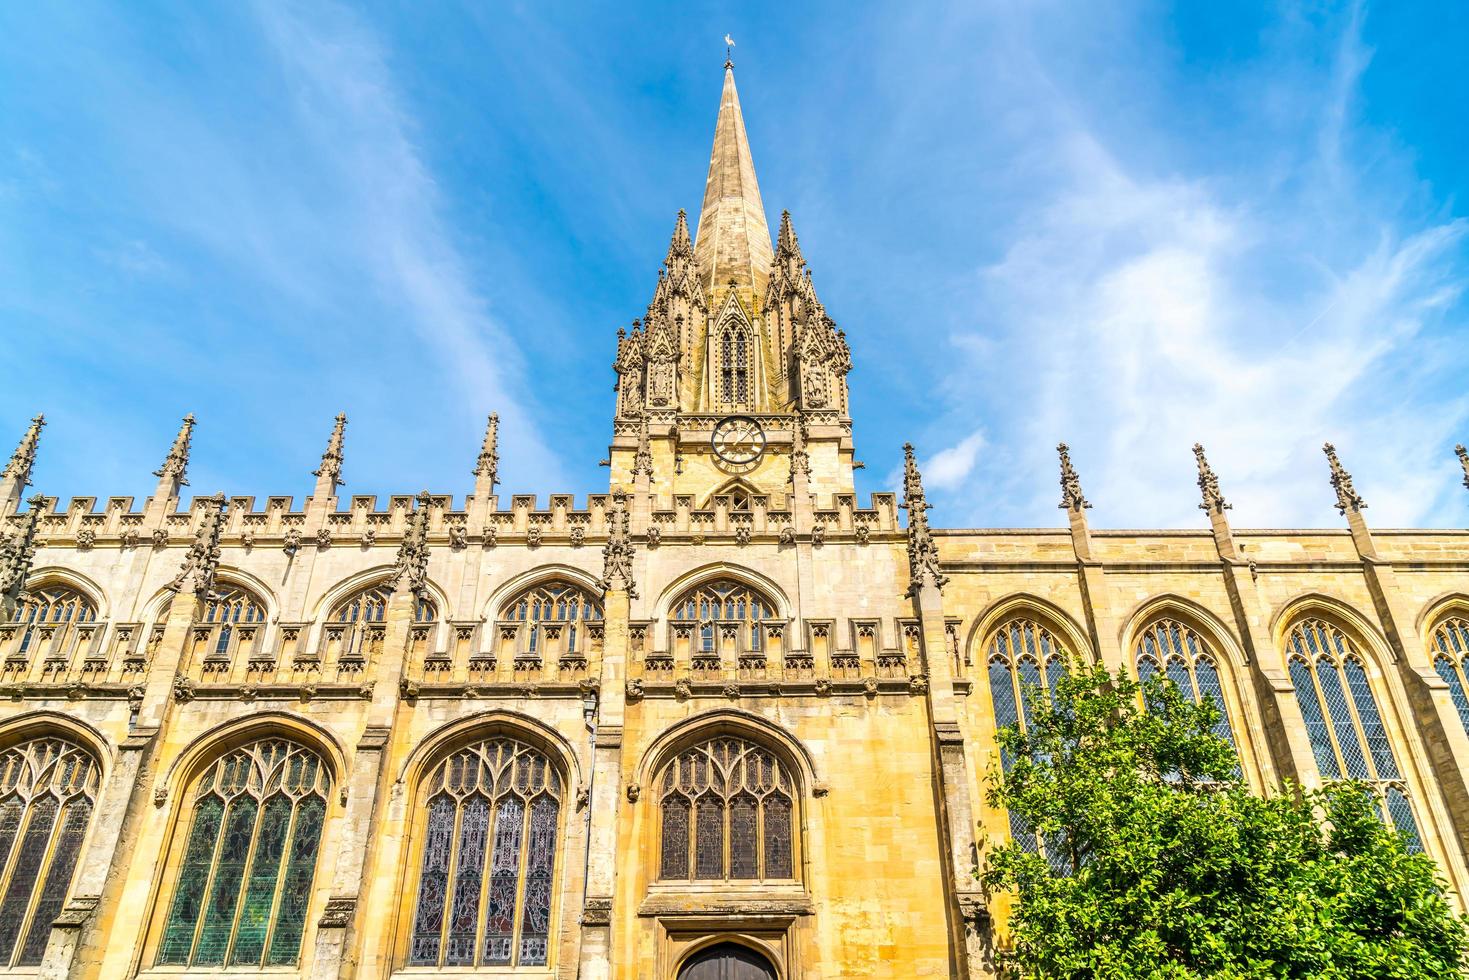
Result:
[312, 586, 417, 980]
[577, 586, 627, 980]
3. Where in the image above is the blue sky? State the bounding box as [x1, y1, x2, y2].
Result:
[2, 1, 1467, 529]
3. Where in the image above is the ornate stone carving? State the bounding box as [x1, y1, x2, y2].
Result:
[734, 521, 751, 546]
[153, 413, 195, 491]
[1057, 442, 1092, 512]
[901, 444, 948, 596]
[1192, 443, 1230, 514]
[151, 528, 170, 550]
[153, 786, 168, 807]
[1, 414, 44, 490]
[576, 788, 591, 811]
[569, 523, 586, 547]
[172, 677, 195, 702]
[908, 673, 929, 695]
[673, 677, 691, 701]
[169, 494, 226, 598]
[282, 527, 302, 556]
[599, 490, 636, 598]
[0, 495, 43, 606]
[625, 783, 641, 803]
[311, 412, 347, 492]
[854, 523, 870, 544]
[1323, 443, 1366, 515]
[314, 527, 331, 550]
[646, 524, 661, 547]
[76, 528, 95, 550]
[1458, 444, 1469, 492]
[360, 527, 375, 548]
[722, 682, 740, 699]
[473, 413, 500, 494]
[778, 525, 796, 546]
[241, 529, 255, 550]
[581, 895, 612, 926]
[813, 678, 831, 697]
[391, 491, 432, 599]
[811, 522, 826, 545]
[481, 524, 497, 548]
[632, 414, 654, 479]
[448, 521, 467, 550]
[863, 677, 879, 699]
[239, 685, 258, 702]
[526, 524, 542, 548]
[318, 896, 356, 929]
[121, 527, 140, 550]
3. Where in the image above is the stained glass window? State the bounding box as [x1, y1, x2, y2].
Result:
[1133, 618, 1237, 748]
[1429, 615, 1469, 735]
[673, 580, 775, 655]
[155, 739, 330, 967]
[1285, 618, 1422, 851]
[407, 738, 562, 969]
[12, 585, 95, 658]
[0, 739, 98, 967]
[501, 583, 602, 655]
[985, 617, 1072, 862]
[658, 737, 796, 882]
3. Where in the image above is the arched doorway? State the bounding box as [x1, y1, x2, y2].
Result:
[678, 942, 777, 980]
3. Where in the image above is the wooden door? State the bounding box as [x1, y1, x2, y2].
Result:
[677, 942, 777, 980]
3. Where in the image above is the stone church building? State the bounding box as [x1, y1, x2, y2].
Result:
[2, 64, 1469, 980]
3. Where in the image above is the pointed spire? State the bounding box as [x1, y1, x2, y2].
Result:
[901, 443, 948, 595]
[1457, 444, 1468, 492]
[668, 209, 695, 264]
[1193, 443, 1230, 514]
[0, 494, 45, 613]
[312, 413, 348, 495]
[693, 64, 774, 301]
[153, 413, 195, 497]
[170, 494, 227, 598]
[1057, 443, 1091, 512]
[1, 415, 44, 489]
[473, 413, 500, 496]
[1323, 443, 1366, 515]
[774, 210, 803, 268]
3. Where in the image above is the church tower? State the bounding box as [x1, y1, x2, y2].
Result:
[608, 63, 856, 509]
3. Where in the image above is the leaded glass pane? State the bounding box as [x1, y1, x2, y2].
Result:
[0, 797, 58, 960]
[1316, 659, 1371, 779]
[444, 796, 490, 966]
[517, 795, 558, 966]
[1192, 658, 1236, 747]
[988, 657, 1019, 772]
[17, 796, 89, 965]
[193, 796, 258, 965]
[763, 794, 792, 878]
[227, 795, 290, 966]
[1343, 658, 1399, 779]
[408, 795, 455, 965]
[694, 797, 725, 879]
[670, 580, 777, 656]
[266, 795, 324, 966]
[1385, 787, 1423, 853]
[482, 796, 524, 966]
[661, 795, 690, 880]
[1016, 657, 1043, 731]
[1290, 657, 1340, 779]
[1435, 654, 1469, 735]
[729, 794, 759, 879]
[158, 796, 224, 964]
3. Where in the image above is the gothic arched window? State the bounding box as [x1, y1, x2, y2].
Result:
[166, 584, 267, 663]
[500, 583, 602, 656]
[329, 583, 436, 658]
[13, 585, 95, 658]
[673, 579, 775, 657]
[156, 739, 330, 968]
[1285, 617, 1422, 849]
[718, 322, 750, 406]
[0, 738, 99, 967]
[407, 738, 562, 969]
[985, 616, 1073, 869]
[1429, 614, 1469, 736]
[1134, 617, 1236, 747]
[658, 737, 795, 882]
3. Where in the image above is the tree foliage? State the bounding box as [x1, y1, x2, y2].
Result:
[981, 662, 1469, 979]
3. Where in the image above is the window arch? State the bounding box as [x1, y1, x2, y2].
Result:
[1285, 617, 1422, 849]
[11, 584, 95, 658]
[156, 738, 330, 968]
[717, 321, 751, 406]
[984, 616, 1073, 869]
[0, 738, 99, 967]
[657, 737, 795, 882]
[499, 582, 602, 658]
[1429, 614, 1469, 736]
[167, 583, 267, 664]
[327, 582, 436, 660]
[1133, 617, 1236, 748]
[672, 579, 776, 660]
[407, 738, 563, 969]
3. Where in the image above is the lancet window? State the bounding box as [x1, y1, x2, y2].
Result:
[1429, 615, 1469, 736]
[407, 738, 562, 969]
[328, 583, 436, 659]
[0, 739, 99, 967]
[1134, 618, 1236, 747]
[156, 739, 330, 968]
[657, 737, 795, 882]
[11, 585, 95, 658]
[1285, 618, 1422, 849]
[167, 584, 266, 663]
[500, 583, 602, 657]
[673, 579, 774, 656]
[985, 617, 1072, 870]
[717, 322, 751, 406]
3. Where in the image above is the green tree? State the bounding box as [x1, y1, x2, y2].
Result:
[981, 662, 1469, 979]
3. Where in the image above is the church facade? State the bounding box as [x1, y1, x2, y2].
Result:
[2, 65, 1469, 980]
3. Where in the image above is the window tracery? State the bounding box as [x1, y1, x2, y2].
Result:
[328, 582, 436, 659]
[500, 583, 602, 657]
[1429, 615, 1469, 736]
[12, 585, 95, 658]
[156, 739, 330, 968]
[1285, 617, 1422, 850]
[1133, 617, 1236, 748]
[672, 579, 775, 657]
[0, 738, 99, 967]
[657, 737, 795, 882]
[717, 322, 751, 406]
[167, 584, 266, 662]
[407, 738, 562, 969]
[985, 616, 1072, 870]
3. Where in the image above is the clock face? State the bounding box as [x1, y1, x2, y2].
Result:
[711, 416, 766, 467]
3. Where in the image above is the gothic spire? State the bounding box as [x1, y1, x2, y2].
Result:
[312, 413, 347, 495]
[473, 413, 500, 496]
[1193, 443, 1230, 514]
[1, 415, 44, 489]
[1323, 443, 1366, 515]
[774, 210, 803, 270]
[1057, 443, 1092, 512]
[1457, 444, 1468, 492]
[392, 491, 432, 599]
[668, 208, 695, 264]
[169, 494, 227, 598]
[901, 443, 948, 595]
[0, 494, 44, 614]
[153, 413, 195, 498]
[692, 64, 773, 302]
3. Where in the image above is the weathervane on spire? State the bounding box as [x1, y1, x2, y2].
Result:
[724, 34, 735, 69]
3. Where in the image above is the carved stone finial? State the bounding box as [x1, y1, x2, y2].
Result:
[789, 417, 810, 482]
[311, 412, 348, 492]
[1, 414, 45, 489]
[153, 413, 196, 492]
[1323, 443, 1366, 515]
[1057, 443, 1091, 512]
[900, 443, 948, 596]
[392, 491, 432, 599]
[1192, 443, 1230, 514]
[473, 413, 500, 493]
[169, 493, 227, 598]
[0, 494, 45, 607]
[632, 415, 654, 480]
[600, 490, 637, 598]
[1457, 444, 1469, 492]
